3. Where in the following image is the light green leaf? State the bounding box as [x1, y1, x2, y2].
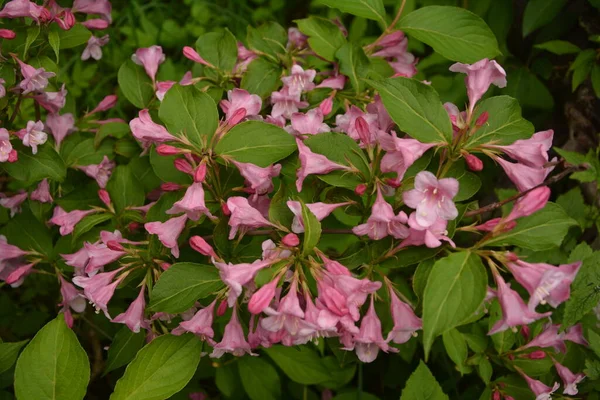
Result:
[241, 58, 282, 99]
[562, 252, 600, 328]
[336, 42, 370, 94]
[0, 340, 28, 375]
[24, 26, 40, 56]
[110, 334, 202, 400]
[14, 316, 90, 400]
[319, 0, 387, 26]
[522, 0, 567, 37]
[422, 252, 487, 358]
[301, 201, 322, 256]
[400, 360, 449, 400]
[247, 22, 288, 59]
[413, 259, 436, 301]
[95, 122, 130, 147]
[64, 138, 114, 166]
[442, 329, 469, 374]
[534, 40, 581, 55]
[118, 60, 154, 109]
[238, 356, 281, 400]
[478, 359, 493, 384]
[296, 17, 347, 61]
[195, 29, 238, 71]
[215, 121, 297, 167]
[149, 263, 223, 313]
[106, 165, 146, 213]
[105, 327, 146, 374]
[399, 6, 500, 63]
[368, 77, 452, 143]
[48, 30, 60, 62]
[264, 346, 331, 385]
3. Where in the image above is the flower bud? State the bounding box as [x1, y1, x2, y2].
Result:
[90, 95, 118, 114]
[221, 203, 231, 216]
[227, 108, 247, 126]
[492, 391, 501, 400]
[385, 178, 402, 188]
[98, 189, 111, 207]
[282, 233, 300, 247]
[355, 116, 371, 146]
[319, 96, 333, 116]
[354, 183, 367, 195]
[57, 11, 76, 31]
[216, 299, 228, 316]
[189, 236, 217, 258]
[504, 396, 515, 400]
[464, 153, 483, 171]
[160, 262, 171, 271]
[106, 241, 125, 252]
[8, 150, 18, 163]
[0, 29, 16, 40]
[156, 144, 184, 156]
[506, 252, 519, 262]
[182, 46, 214, 67]
[174, 159, 194, 174]
[194, 163, 207, 183]
[527, 350, 546, 359]
[128, 222, 141, 232]
[248, 278, 278, 314]
[161, 183, 182, 192]
[476, 111, 489, 127]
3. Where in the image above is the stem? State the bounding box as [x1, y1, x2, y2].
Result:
[8, 94, 23, 125]
[34, 101, 41, 122]
[364, 0, 407, 52]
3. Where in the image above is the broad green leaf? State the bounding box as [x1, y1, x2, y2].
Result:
[215, 121, 296, 167]
[48, 30, 60, 62]
[118, 60, 154, 109]
[158, 84, 218, 148]
[400, 360, 449, 400]
[238, 356, 281, 400]
[14, 316, 90, 400]
[149, 263, 223, 313]
[55, 183, 103, 212]
[534, 40, 581, 55]
[241, 57, 283, 99]
[64, 138, 114, 166]
[465, 96, 534, 147]
[422, 252, 487, 357]
[106, 165, 146, 213]
[478, 359, 493, 384]
[368, 77, 452, 143]
[73, 213, 113, 240]
[195, 29, 238, 71]
[335, 42, 370, 94]
[54, 24, 92, 49]
[588, 329, 600, 359]
[484, 203, 577, 250]
[110, 334, 202, 400]
[104, 327, 146, 374]
[571, 50, 595, 92]
[2, 144, 66, 184]
[399, 6, 500, 63]
[24, 26, 40, 56]
[95, 123, 130, 147]
[562, 252, 600, 328]
[215, 363, 243, 398]
[301, 201, 322, 256]
[502, 67, 553, 110]
[522, 0, 567, 37]
[488, 301, 516, 354]
[319, 0, 387, 26]
[264, 346, 331, 385]
[1, 208, 53, 255]
[413, 259, 436, 302]
[442, 329, 469, 374]
[149, 148, 192, 184]
[0, 340, 28, 375]
[129, 156, 162, 192]
[246, 22, 288, 59]
[296, 17, 347, 61]
[379, 246, 441, 270]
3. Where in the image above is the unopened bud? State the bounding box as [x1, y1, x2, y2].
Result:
[227, 108, 247, 126]
[504, 396, 515, 400]
[354, 183, 367, 195]
[355, 116, 371, 145]
[98, 189, 111, 207]
[189, 236, 217, 258]
[82, 19, 110, 30]
[128, 222, 141, 232]
[161, 183, 182, 192]
[0, 29, 16, 40]
[507, 354, 514, 360]
[492, 391, 501, 400]
[319, 96, 333, 115]
[221, 203, 231, 216]
[217, 299, 228, 316]
[475, 111, 489, 127]
[8, 149, 18, 163]
[506, 252, 519, 262]
[58, 11, 76, 31]
[527, 350, 546, 359]
[385, 178, 402, 188]
[464, 153, 483, 171]
[106, 241, 125, 252]
[194, 163, 207, 183]
[174, 159, 194, 174]
[282, 233, 300, 247]
[182, 46, 213, 67]
[248, 278, 278, 314]
[160, 262, 171, 271]
[90, 95, 118, 114]
[156, 144, 184, 156]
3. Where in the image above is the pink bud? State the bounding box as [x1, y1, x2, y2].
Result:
[160, 262, 171, 271]
[354, 183, 367, 195]
[527, 350, 546, 359]
[174, 159, 193, 175]
[156, 144, 184, 156]
[282, 233, 300, 247]
[221, 203, 231, 216]
[161, 183, 181, 192]
[465, 153, 483, 171]
[492, 391, 501, 400]
[98, 189, 111, 207]
[8, 150, 18, 163]
[385, 178, 402, 188]
[476, 111, 489, 127]
[506, 252, 519, 262]
[520, 324, 530, 340]
[106, 241, 125, 252]
[189, 236, 217, 258]
[81, 19, 110, 30]
[248, 278, 278, 314]
[319, 96, 333, 115]
[507, 354, 514, 360]
[355, 116, 371, 145]
[217, 299, 227, 316]
[228, 108, 247, 126]
[128, 222, 140, 232]
[58, 11, 76, 31]
[182, 46, 213, 67]
[90, 95, 118, 114]
[0, 29, 16, 39]
[194, 163, 207, 183]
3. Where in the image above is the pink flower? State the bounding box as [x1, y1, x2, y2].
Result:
[220, 89, 262, 123]
[46, 113, 76, 148]
[379, 133, 436, 181]
[403, 171, 459, 227]
[496, 157, 554, 192]
[271, 87, 309, 119]
[488, 273, 551, 335]
[235, 43, 257, 73]
[89, 95, 118, 115]
[166, 182, 215, 221]
[334, 106, 378, 142]
[34, 84, 67, 113]
[517, 369, 559, 400]
[144, 214, 188, 258]
[214, 259, 274, 306]
[521, 324, 568, 353]
[287, 200, 352, 233]
[0, 0, 48, 22]
[59, 275, 86, 314]
[373, 31, 408, 58]
[248, 278, 279, 314]
[261, 280, 307, 336]
[489, 130, 553, 168]
[316, 75, 346, 90]
[366, 95, 394, 132]
[83, 242, 126, 276]
[15, 58, 55, 94]
[281, 65, 316, 96]
[130, 109, 176, 148]
[182, 46, 214, 68]
[553, 359, 585, 395]
[61, 246, 91, 274]
[296, 138, 351, 191]
[449, 59, 507, 115]
[73, 267, 125, 318]
[563, 323, 588, 346]
[506, 259, 581, 310]
[350, 296, 397, 363]
[155, 81, 175, 101]
[444, 103, 468, 132]
[0, 192, 28, 217]
[210, 309, 255, 358]
[81, 19, 109, 30]
[72, 0, 112, 22]
[31, 179, 53, 203]
[173, 300, 217, 342]
[50, 207, 97, 236]
[113, 286, 150, 333]
[400, 213, 455, 249]
[20, 120, 47, 154]
[290, 108, 330, 136]
[353, 186, 408, 240]
[0, 129, 13, 163]
[226, 197, 276, 239]
[132, 46, 165, 82]
[232, 161, 281, 195]
[0, 235, 29, 261]
[506, 186, 550, 221]
[287, 27, 307, 49]
[189, 236, 217, 258]
[81, 35, 109, 61]
[389, 53, 418, 78]
[78, 156, 115, 188]
[5, 262, 35, 286]
[387, 288, 422, 344]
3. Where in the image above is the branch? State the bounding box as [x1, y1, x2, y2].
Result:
[464, 163, 588, 218]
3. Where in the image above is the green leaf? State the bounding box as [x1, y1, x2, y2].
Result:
[110, 334, 202, 400]
[106, 165, 146, 213]
[48, 30, 60, 62]
[588, 329, 600, 359]
[400, 360, 449, 400]
[488, 301, 516, 354]
[14, 316, 90, 400]
[296, 17, 347, 61]
[247, 22, 288, 59]
[379, 246, 441, 270]
[319, 0, 387, 26]
[466, 96, 534, 148]
[72, 213, 113, 240]
[105, 327, 146, 374]
[570, 49, 595, 92]
[484, 203, 577, 250]
[422, 252, 487, 358]
[149, 263, 224, 313]
[149, 148, 192, 185]
[399, 6, 500, 63]
[158, 84, 218, 148]
[522, 0, 567, 37]
[64, 138, 114, 166]
[24, 25, 40, 56]
[1, 208, 53, 255]
[1, 144, 66, 184]
[413, 259, 436, 301]
[118, 60, 154, 109]
[238, 356, 281, 400]
[592, 64, 600, 98]
[562, 252, 600, 328]
[195, 29, 238, 71]
[95, 122, 130, 147]
[502, 67, 554, 110]
[335, 42, 370, 94]
[478, 359, 493, 384]
[442, 329, 469, 374]
[301, 201, 322, 256]
[534, 40, 581, 55]
[264, 346, 331, 385]
[241, 58, 283, 99]
[368, 77, 452, 143]
[0, 340, 28, 375]
[54, 24, 92, 49]
[215, 121, 297, 167]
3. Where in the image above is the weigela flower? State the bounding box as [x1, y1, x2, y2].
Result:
[353, 186, 408, 240]
[130, 109, 176, 148]
[78, 156, 116, 188]
[34, 84, 67, 114]
[287, 200, 352, 233]
[226, 196, 276, 239]
[517, 369, 559, 400]
[46, 113, 76, 148]
[113, 285, 150, 333]
[214, 258, 274, 306]
[232, 161, 281, 195]
[144, 214, 188, 258]
[488, 130, 553, 168]
[72, 0, 112, 22]
[220, 89, 262, 122]
[0, 129, 14, 163]
[82, 35, 110, 61]
[31, 179, 53, 203]
[553, 359, 585, 395]
[0, 192, 28, 217]
[19, 120, 47, 154]
[449, 58, 507, 114]
[173, 300, 217, 342]
[166, 182, 215, 221]
[0, 0, 48, 22]
[271, 87, 309, 119]
[73, 267, 126, 318]
[387, 288, 422, 344]
[210, 309, 255, 358]
[296, 138, 351, 191]
[289, 108, 330, 136]
[16, 58, 55, 94]
[132, 46, 165, 82]
[281, 64, 316, 96]
[403, 171, 459, 227]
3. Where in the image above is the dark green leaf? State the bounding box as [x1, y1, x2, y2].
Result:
[241, 58, 282, 99]
[400, 360, 449, 400]
[106, 165, 146, 213]
[1, 208, 53, 255]
[72, 213, 113, 240]
[2, 144, 66, 184]
[319, 0, 387, 26]
[0, 340, 28, 375]
[502, 67, 553, 110]
[118, 60, 154, 109]
[149, 148, 192, 185]
[522, 0, 567, 37]
[301, 201, 322, 256]
[104, 327, 146, 374]
[54, 24, 92, 49]
[238, 356, 281, 400]
[336, 42, 370, 94]
[562, 252, 600, 328]
[296, 17, 347, 61]
[534, 40, 581, 55]
[95, 123, 130, 147]
[195, 29, 238, 71]
[264, 346, 331, 385]
[442, 329, 469, 373]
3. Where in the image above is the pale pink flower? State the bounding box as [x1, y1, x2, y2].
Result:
[50, 207, 97, 236]
[387, 288, 422, 344]
[296, 138, 351, 191]
[0, 0, 48, 22]
[366, 95, 394, 132]
[262, 280, 307, 336]
[287, 27, 307, 49]
[130, 109, 176, 148]
[20, 120, 47, 154]
[4, 262, 35, 286]
[34, 84, 67, 113]
[290, 108, 330, 136]
[518, 369, 559, 400]
[226, 196, 276, 240]
[281, 65, 316, 96]
[379, 133, 436, 181]
[144, 214, 188, 258]
[78, 156, 115, 188]
[173, 300, 217, 342]
[271, 87, 309, 119]
[46, 113, 76, 148]
[232, 161, 281, 195]
[81, 35, 109, 61]
[81, 19, 109, 30]
[521, 324, 568, 353]
[220, 88, 262, 123]
[553, 359, 585, 395]
[166, 183, 215, 221]
[155, 81, 175, 101]
[73, 267, 125, 318]
[210, 309, 255, 358]
[287, 200, 352, 234]
[132, 46, 165, 82]
[31, 179, 53, 203]
[83, 242, 126, 276]
[248, 278, 279, 314]
[507, 186, 550, 221]
[450, 59, 507, 115]
[113, 285, 150, 333]
[334, 106, 378, 142]
[373, 31, 408, 58]
[214, 258, 274, 306]
[400, 213, 455, 249]
[353, 186, 408, 240]
[189, 236, 217, 258]
[350, 296, 397, 363]
[0, 235, 29, 261]
[16, 58, 55, 94]
[182, 46, 214, 67]
[0, 192, 28, 217]
[444, 103, 468, 132]
[489, 130, 553, 168]
[59, 275, 86, 314]
[403, 171, 459, 227]
[389, 53, 418, 78]
[235, 42, 257, 73]
[89, 95, 118, 115]
[72, 0, 112, 22]
[0, 129, 13, 163]
[316, 75, 346, 90]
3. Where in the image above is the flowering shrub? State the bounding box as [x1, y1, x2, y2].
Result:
[1, 0, 600, 399]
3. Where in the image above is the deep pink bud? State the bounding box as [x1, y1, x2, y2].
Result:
[319, 96, 333, 116]
[355, 116, 371, 146]
[521, 324, 530, 339]
[194, 163, 207, 183]
[228, 108, 247, 126]
[128, 222, 140, 232]
[527, 350, 546, 359]
[8, 150, 18, 163]
[160, 262, 171, 271]
[89, 94, 117, 114]
[221, 203, 231, 216]
[248, 278, 278, 314]
[98, 189, 111, 207]
[217, 299, 228, 316]
[0, 29, 16, 39]
[182, 46, 213, 67]
[355, 183, 367, 195]
[156, 144, 184, 156]
[492, 391, 501, 400]
[282, 233, 300, 247]
[504, 396, 515, 400]
[385, 178, 402, 188]
[465, 153, 484, 171]
[174, 159, 193, 175]
[106, 241, 125, 252]
[161, 183, 181, 192]
[476, 111, 489, 127]
[189, 236, 217, 258]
